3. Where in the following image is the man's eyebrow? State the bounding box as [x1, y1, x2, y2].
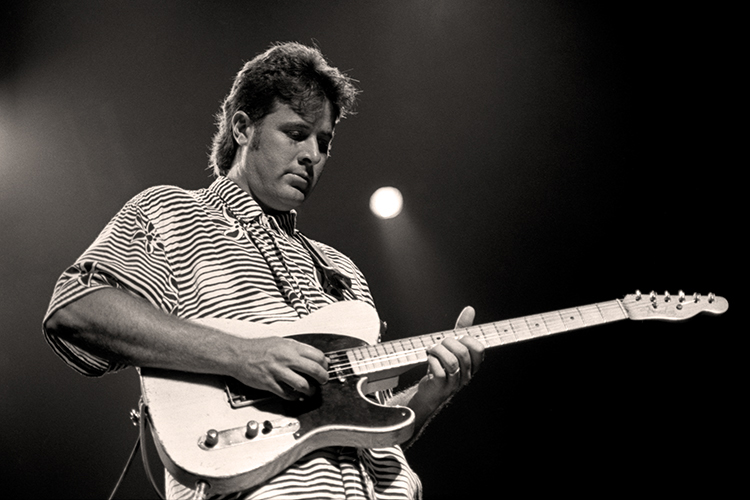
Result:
[281, 119, 333, 138]
[280, 118, 310, 128]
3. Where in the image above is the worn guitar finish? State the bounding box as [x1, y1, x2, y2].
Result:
[140, 292, 728, 495]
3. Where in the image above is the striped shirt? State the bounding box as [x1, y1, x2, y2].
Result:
[43, 176, 422, 500]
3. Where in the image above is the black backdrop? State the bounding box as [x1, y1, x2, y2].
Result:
[1, 1, 738, 498]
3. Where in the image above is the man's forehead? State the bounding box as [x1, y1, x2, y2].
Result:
[272, 98, 334, 128]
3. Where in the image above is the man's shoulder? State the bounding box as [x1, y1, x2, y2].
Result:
[124, 184, 208, 210]
[117, 185, 218, 228]
[130, 184, 198, 202]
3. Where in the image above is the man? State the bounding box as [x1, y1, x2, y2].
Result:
[44, 42, 484, 500]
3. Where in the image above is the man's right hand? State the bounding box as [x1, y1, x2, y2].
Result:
[230, 337, 329, 400]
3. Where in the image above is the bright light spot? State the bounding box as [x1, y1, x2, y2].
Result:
[370, 187, 403, 219]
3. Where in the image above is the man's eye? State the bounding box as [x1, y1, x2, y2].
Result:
[318, 140, 330, 155]
[287, 130, 304, 141]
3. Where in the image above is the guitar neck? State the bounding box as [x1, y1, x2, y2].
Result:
[338, 299, 629, 377]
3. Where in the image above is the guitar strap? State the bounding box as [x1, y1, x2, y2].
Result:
[297, 233, 356, 301]
[300, 233, 388, 347]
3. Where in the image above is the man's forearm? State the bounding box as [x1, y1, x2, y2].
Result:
[45, 287, 330, 400]
[387, 382, 452, 450]
[44, 287, 242, 378]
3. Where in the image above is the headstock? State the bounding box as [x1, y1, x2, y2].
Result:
[622, 290, 728, 321]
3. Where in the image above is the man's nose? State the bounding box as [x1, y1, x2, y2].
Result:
[298, 137, 322, 165]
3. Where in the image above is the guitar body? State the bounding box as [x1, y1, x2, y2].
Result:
[140, 301, 416, 495]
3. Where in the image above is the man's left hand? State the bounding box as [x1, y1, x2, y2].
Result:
[412, 306, 485, 415]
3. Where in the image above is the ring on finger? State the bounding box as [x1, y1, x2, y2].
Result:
[448, 366, 460, 376]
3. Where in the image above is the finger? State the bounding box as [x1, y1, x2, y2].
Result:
[428, 342, 461, 381]
[281, 340, 328, 384]
[454, 306, 476, 329]
[426, 355, 445, 379]
[426, 353, 462, 390]
[458, 335, 485, 376]
[291, 340, 329, 370]
[292, 356, 330, 385]
[278, 371, 318, 399]
[260, 377, 296, 400]
[443, 337, 473, 383]
[262, 371, 320, 401]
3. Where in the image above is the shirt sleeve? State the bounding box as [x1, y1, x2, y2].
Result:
[42, 190, 178, 376]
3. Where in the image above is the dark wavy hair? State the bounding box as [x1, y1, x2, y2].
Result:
[209, 42, 360, 176]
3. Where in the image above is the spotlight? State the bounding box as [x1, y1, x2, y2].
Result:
[369, 187, 403, 219]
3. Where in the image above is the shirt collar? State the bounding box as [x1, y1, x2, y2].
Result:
[208, 176, 298, 235]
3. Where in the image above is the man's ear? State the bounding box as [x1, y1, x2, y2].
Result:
[231, 111, 253, 146]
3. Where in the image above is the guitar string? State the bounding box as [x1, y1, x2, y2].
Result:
[324, 318, 610, 375]
[330, 302, 622, 360]
[325, 300, 631, 376]
[325, 295, 712, 376]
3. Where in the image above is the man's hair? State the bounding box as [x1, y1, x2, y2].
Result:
[209, 42, 359, 176]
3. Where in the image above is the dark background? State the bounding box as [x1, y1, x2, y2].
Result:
[1, 1, 739, 498]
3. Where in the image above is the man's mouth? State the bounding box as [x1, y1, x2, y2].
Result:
[288, 173, 309, 192]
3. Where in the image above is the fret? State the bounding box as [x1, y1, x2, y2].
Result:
[524, 314, 550, 338]
[399, 337, 426, 363]
[540, 311, 566, 335]
[355, 346, 374, 372]
[493, 322, 514, 346]
[414, 335, 431, 350]
[345, 347, 365, 375]
[373, 344, 391, 367]
[382, 341, 396, 364]
[580, 304, 605, 326]
[508, 318, 532, 341]
[559, 307, 587, 330]
[487, 321, 516, 347]
[466, 324, 491, 347]
[367, 344, 385, 371]
[423, 333, 443, 347]
[401, 338, 422, 363]
[479, 324, 495, 347]
[350, 346, 365, 363]
[600, 300, 628, 322]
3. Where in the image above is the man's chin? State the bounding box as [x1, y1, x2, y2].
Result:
[267, 191, 306, 213]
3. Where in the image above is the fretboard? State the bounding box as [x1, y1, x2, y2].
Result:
[337, 299, 629, 377]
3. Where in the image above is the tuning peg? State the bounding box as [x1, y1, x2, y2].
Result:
[693, 293, 701, 303]
[676, 290, 686, 309]
[635, 290, 642, 301]
[708, 293, 715, 303]
[664, 291, 671, 302]
[649, 291, 657, 302]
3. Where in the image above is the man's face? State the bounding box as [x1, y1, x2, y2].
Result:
[229, 99, 334, 213]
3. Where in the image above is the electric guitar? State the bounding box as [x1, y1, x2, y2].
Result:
[140, 291, 728, 495]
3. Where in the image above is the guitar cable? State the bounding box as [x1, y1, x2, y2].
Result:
[106, 426, 141, 500]
[138, 400, 168, 500]
[107, 399, 166, 500]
